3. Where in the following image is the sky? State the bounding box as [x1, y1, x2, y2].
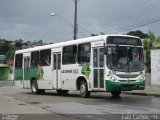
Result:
[0, 0, 160, 43]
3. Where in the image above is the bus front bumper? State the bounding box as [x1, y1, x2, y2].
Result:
[105, 80, 145, 92]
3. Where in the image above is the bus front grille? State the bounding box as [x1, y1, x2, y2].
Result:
[121, 84, 138, 89]
[116, 74, 139, 78]
[119, 80, 136, 82]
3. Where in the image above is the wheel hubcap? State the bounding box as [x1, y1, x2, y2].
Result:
[80, 84, 86, 94]
[32, 82, 37, 92]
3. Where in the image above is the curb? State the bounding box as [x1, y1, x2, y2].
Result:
[0, 80, 16, 88]
[122, 92, 160, 97]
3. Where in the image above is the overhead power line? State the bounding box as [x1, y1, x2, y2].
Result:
[78, 16, 160, 37]
[81, 1, 160, 32]
[80, 0, 152, 24]
[107, 17, 160, 34]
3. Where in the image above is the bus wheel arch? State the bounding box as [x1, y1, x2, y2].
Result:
[76, 76, 87, 90]
[30, 78, 45, 94]
[30, 77, 37, 86]
[76, 76, 90, 98]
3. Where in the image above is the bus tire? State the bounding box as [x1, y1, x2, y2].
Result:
[111, 91, 121, 98]
[31, 80, 40, 94]
[56, 90, 69, 95]
[80, 81, 90, 98]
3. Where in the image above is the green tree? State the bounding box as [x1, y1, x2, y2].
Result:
[15, 39, 23, 48]
[0, 40, 14, 61]
[6, 47, 15, 60]
[0, 41, 10, 55]
[127, 30, 148, 38]
[143, 31, 160, 72]
[91, 32, 106, 36]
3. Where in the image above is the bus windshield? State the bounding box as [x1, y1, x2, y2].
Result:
[107, 46, 145, 72]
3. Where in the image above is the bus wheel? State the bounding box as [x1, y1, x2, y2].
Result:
[57, 90, 69, 95]
[80, 81, 90, 98]
[111, 91, 121, 98]
[31, 80, 39, 94]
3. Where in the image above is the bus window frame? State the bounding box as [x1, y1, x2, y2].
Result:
[77, 43, 91, 64]
[62, 45, 77, 65]
[15, 54, 23, 68]
[40, 49, 51, 66]
[31, 51, 39, 67]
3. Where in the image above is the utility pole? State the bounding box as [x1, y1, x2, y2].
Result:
[73, 0, 79, 40]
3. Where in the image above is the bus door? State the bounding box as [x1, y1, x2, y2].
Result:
[93, 47, 104, 89]
[52, 52, 61, 89]
[23, 56, 30, 88]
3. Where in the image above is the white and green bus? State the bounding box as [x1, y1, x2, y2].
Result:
[14, 35, 145, 97]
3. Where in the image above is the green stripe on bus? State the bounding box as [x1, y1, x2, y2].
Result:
[14, 68, 23, 80]
[105, 80, 145, 91]
[14, 67, 38, 80]
[24, 67, 38, 80]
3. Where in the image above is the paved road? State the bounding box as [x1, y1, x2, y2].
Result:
[0, 84, 160, 120]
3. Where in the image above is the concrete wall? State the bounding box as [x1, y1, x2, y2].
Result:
[145, 73, 151, 88]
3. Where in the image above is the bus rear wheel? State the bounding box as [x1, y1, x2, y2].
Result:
[80, 81, 90, 98]
[31, 80, 45, 94]
[111, 91, 121, 98]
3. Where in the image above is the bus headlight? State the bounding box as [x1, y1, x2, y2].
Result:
[107, 71, 112, 76]
[139, 75, 145, 82]
[107, 72, 118, 82]
[109, 75, 117, 82]
[140, 71, 143, 75]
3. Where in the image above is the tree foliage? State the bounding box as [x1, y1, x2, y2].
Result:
[127, 30, 148, 38]
[15, 39, 23, 48]
[143, 31, 160, 72]
[0, 38, 45, 61]
[0, 41, 10, 54]
[0, 39, 22, 61]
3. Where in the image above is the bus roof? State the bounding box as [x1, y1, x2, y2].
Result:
[15, 35, 140, 54]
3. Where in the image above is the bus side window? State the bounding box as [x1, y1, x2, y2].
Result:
[15, 54, 23, 68]
[31, 51, 39, 67]
[40, 49, 51, 66]
[77, 43, 91, 64]
[62, 45, 77, 65]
